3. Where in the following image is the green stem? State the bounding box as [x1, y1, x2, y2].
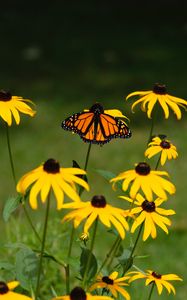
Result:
[122, 223, 143, 275]
[65, 225, 75, 294]
[97, 235, 120, 275]
[147, 116, 155, 146]
[5, 123, 42, 244]
[82, 218, 98, 288]
[5, 123, 16, 185]
[35, 194, 51, 299]
[106, 236, 121, 271]
[22, 204, 42, 243]
[84, 143, 92, 171]
[155, 154, 161, 170]
[65, 143, 92, 293]
[147, 282, 155, 300]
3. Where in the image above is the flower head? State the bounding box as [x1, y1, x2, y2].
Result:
[126, 83, 187, 119]
[62, 195, 129, 239]
[0, 90, 36, 126]
[52, 286, 113, 300]
[120, 194, 175, 241]
[0, 281, 32, 299]
[16, 158, 89, 209]
[110, 162, 176, 201]
[145, 136, 178, 165]
[89, 271, 130, 300]
[128, 270, 182, 295]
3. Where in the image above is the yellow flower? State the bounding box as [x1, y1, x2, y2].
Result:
[89, 271, 130, 300]
[80, 231, 90, 242]
[16, 158, 89, 210]
[110, 162, 176, 201]
[62, 195, 129, 239]
[52, 286, 113, 300]
[120, 194, 175, 241]
[145, 136, 178, 166]
[126, 83, 187, 119]
[0, 281, 32, 299]
[0, 90, 36, 126]
[128, 270, 182, 295]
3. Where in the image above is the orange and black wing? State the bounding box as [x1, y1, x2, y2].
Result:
[62, 112, 131, 145]
[61, 111, 95, 136]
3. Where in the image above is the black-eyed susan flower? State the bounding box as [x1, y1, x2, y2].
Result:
[128, 270, 182, 295]
[16, 158, 89, 210]
[145, 136, 178, 166]
[89, 271, 130, 300]
[110, 162, 176, 201]
[0, 281, 32, 299]
[120, 194, 175, 241]
[126, 83, 187, 119]
[52, 286, 113, 300]
[0, 90, 36, 126]
[62, 195, 129, 239]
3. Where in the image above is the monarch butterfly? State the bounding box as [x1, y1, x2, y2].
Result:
[61, 103, 132, 145]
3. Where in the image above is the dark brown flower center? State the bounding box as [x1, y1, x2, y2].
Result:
[0, 90, 12, 101]
[152, 271, 162, 279]
[135, 162, 151, 175]
[0, 282, 9, 294]
[70, 287, 87, 300]
[142, 200, 155, 212]
[91, 195, 107, 208]
[102, 276, 114, 285]
[89, 103, 104, 114]
[160, 140, 171, 149]
[43, 159, 60, 173]
[153, 83, 167, 95]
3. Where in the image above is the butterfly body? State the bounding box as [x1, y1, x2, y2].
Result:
[62, 103, 131, 145]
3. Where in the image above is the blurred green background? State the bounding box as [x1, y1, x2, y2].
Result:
[0, 1, 187, 299]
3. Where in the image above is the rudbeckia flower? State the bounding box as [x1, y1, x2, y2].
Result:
[62, 195, 129, 239]
[145, 136, 178, 166]
[0, 281, 32, 299]
[52, 286, 113, 300]
[110, 162, 176, 201]
[126, 83, 187, 119]
[0, 90, 36, 126]
[89, 271, 130, 300]
[128, 270, 182, 295]
[120, 194, 175, 241]
[16, 158, 89, 210]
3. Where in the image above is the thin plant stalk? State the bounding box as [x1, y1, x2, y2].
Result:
[5, 123, 42, 242]
[35, 193, 51, 299]
[22, 203, 42, 243]
[82, 217, 98, 288]
[147, 282, 155, 300]
[96, 235, 120, 275]
[5, 123, 16, 185]
[65, 143, 92, 293]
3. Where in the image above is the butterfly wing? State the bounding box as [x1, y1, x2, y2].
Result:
[62, 111, 94, 135]
[62, 111, 131, 145]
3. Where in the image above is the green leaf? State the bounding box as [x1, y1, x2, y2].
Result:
[0, 261, 15, 271]
[15, 247, 39, 291]
[94, 169, 123, 189]
[3, 195, 22, 222]
[117, 249, 133, 273]
[80, 248, 97, 282]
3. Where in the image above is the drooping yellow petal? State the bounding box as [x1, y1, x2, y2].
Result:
[7, 281, 19, 290]
[157, 95, 170, 119]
